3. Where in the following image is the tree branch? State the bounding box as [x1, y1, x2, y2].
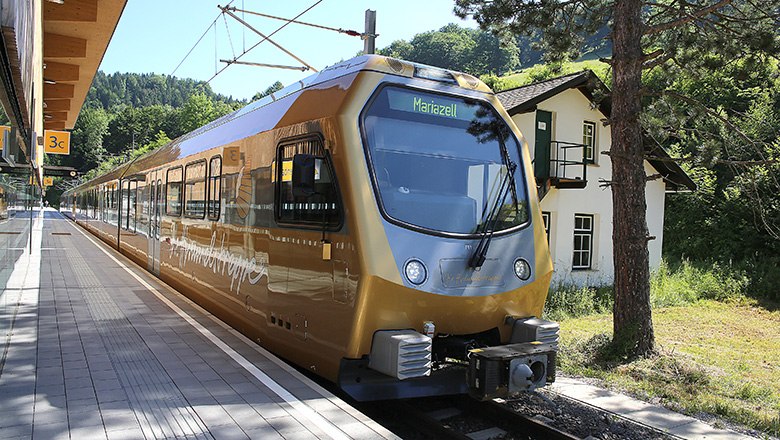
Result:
[651, 89, 754, 146]
[642, 49, 664, 62]
[645, 0, 733, 35]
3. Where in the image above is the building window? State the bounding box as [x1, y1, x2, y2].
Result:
[583, 121, 596, 163]
[573, 214, 594, 270]
[207, 156, 222, 221]
[184, 161, 206, 218]
[275, 135, 341, 228]
[166, 166, 183, 216]
[542, 211, 551, 244]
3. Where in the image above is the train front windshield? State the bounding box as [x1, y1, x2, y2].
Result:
[362, 86, 529, 236]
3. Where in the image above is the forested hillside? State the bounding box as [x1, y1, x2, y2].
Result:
[84, 71, 239, 110]
[377, 23, 610, 77]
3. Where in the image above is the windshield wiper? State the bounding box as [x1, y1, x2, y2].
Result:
[499, 138, 519, 211]
[469, 156, 517, 269]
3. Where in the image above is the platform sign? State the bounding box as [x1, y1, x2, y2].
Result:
[43, 130, 71, 155]
[0, 125, 9, 150]
[43, 176, 54, 187]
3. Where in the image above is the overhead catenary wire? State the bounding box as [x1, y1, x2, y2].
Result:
[206, 1, 322, 83]
[220, 6, 318, 72]
[222, 12, 237, 60]
[171, 0, 236, 77]
[219, 60, 308, 71]
[224, 6, 369, 38]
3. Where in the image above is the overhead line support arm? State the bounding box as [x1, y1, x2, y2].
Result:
[220, 6, 318, 72]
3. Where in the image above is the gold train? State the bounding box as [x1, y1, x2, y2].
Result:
[62, 55, 559, 401]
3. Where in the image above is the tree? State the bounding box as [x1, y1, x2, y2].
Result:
[177, 92, 218, 133]
[69, 107, 110, 172]
[455, 0, 780, 358]
[377, 24, 519, 75]
[252, 81, 284, 101]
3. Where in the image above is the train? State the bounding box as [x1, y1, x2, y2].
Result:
[61, 55, 559, 401]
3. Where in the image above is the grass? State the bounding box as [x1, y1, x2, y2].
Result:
[546, 261, 780, 436]
[482, 59, 611, 92]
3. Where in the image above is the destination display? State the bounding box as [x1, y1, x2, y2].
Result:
[386, 88, 478, 121]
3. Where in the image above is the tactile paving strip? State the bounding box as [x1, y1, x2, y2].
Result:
[67, 249, 213, 439]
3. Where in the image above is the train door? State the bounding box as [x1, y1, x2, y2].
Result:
[147, 170, 163, 275]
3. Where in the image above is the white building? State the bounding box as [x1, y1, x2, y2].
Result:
[497, 71, 695, 287]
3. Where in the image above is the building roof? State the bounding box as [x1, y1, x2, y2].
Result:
[496, 71, 695, 192]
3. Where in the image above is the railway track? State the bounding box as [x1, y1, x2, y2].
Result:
[360, 395, 579, 439]
[357, 390, 677, 439]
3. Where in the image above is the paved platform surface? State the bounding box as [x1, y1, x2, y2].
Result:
[0, 208, 397, 440]
[551, 376, 756, 439]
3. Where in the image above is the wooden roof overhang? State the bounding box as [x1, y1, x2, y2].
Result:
[43, 0, 126, 130]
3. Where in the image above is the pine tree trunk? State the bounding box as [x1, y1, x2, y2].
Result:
[610, 0, 656, 357]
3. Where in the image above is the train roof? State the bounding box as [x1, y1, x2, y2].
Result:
[64, 55, 492, 195]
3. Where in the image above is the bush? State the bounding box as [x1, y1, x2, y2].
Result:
[544, 284, 613, 321]
[545, 259, 762, 321]
[650, 260, 748, 307]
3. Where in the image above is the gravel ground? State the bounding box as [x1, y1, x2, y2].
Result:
[505, 389, 675, 440]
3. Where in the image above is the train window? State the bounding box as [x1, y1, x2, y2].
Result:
[166, 166, 183, 216]
[274, 136, 341, 228]
[123, 180, 138, 231]
[207, 156, 221, 221]
[361, 86, 530, 236]
[184, 161, 206, 219]
[573, 213, 594, 270]
[122, 181, 130, 230]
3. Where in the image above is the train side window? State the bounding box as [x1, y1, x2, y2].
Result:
[166, 166, 183, 216]
[274, 135, 342, 228]
[184, 161, 206, 219]
[207, 156, 221, 221]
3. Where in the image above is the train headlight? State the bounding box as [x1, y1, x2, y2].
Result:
[404, 259, 428, 285]
[513, 258, 531, 280]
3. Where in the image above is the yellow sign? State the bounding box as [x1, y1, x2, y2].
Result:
[0, 125, 9, 151]
[281, 160, 293, 182]
[223, 146, 240, 167]
[43, 176, 54, 187]
[272, 159, 321, 183]
[44, 130, 71, 155]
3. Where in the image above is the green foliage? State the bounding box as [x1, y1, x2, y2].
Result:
[66, 107, 110, 172]
[557, 303, 780, 436]
[544, 259, 767, 321]
[485, 59, 611, 91]
[85, 71, 237, 109]
[544, 285, 613, 321]
[103, 104, 177, 155]
[454, 0, 611, 65]
[650, 260, 750, 307]
[377, 24, 519, 75]
[252, 81, 283, 101]
[178, 92, 230, 133]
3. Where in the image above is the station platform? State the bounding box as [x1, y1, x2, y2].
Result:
[0, 208, 397, 440]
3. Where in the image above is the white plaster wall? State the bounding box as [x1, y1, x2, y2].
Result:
[509, 88, 666, 287]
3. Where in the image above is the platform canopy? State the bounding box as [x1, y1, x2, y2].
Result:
[0, 0, 126, 168]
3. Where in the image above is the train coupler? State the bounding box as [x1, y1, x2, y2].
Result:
[467, 341, 557, 400]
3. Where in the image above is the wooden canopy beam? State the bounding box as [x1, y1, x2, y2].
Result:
[44, 61, 80, 82]
[44, 0, 98, 22]
[43, 99, 72, 112]
[44, 33, 87, 58]
[44, 111, 69, 121]
[44, 83, 75, 99]
[44, 121, 66, 130]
